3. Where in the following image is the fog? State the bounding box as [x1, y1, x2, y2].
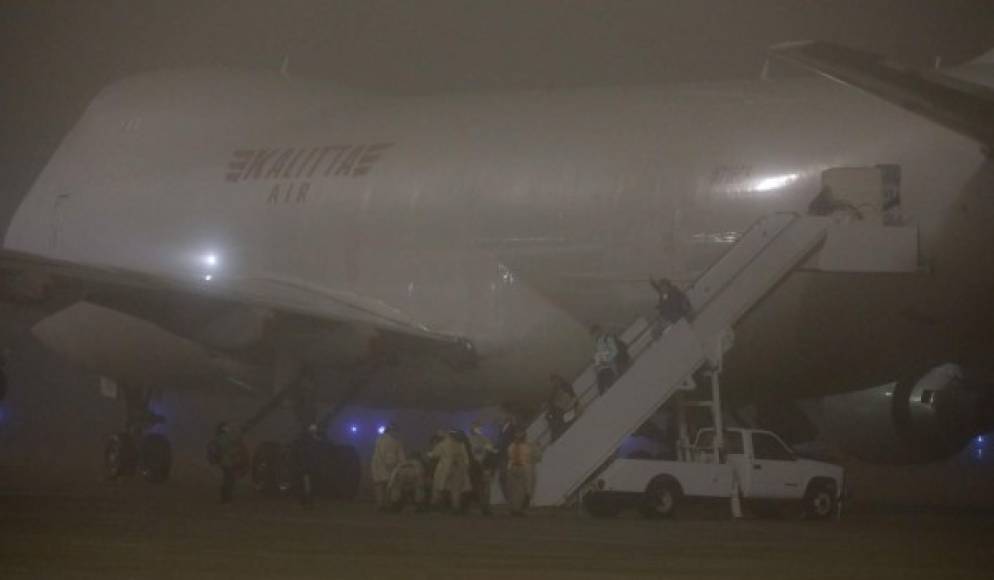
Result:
[0, 1, 992, 507]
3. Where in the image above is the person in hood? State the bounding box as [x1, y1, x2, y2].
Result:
[371, 422, 405, 510]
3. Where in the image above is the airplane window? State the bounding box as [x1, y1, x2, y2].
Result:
[752, 432, 795, 461]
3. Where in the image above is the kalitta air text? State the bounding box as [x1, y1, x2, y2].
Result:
[224, 143, 394, 205]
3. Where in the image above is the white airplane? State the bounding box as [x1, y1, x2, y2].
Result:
[1, 42, 992, 487]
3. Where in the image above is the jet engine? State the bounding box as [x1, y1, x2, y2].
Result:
[803, 364, 994, 464]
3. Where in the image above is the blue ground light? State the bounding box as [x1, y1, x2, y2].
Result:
[965, 433, 992, 464]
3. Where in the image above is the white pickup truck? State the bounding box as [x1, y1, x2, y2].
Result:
[582, 427, 844, 520]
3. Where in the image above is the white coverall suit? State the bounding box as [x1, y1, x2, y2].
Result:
[429, 435, 470, 510]
[371, 431, 405, 507]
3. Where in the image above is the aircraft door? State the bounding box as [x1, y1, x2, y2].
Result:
[817, 165, 902, 225]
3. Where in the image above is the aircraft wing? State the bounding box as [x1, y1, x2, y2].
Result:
[0, 247, 473, 351]
[770, 41, 994, 149]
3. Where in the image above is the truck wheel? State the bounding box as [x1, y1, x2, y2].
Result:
[138, 433, 172, 483]
[803, 483, 836, 520]
[583, 491, 621, 518]
[640, 478, 679, 519]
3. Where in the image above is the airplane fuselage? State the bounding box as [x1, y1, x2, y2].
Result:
[5, 67, 993, 407]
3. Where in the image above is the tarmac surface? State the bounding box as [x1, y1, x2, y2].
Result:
[1, 478, 993, 580]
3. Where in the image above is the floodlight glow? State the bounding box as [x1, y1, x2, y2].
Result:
[751, 173, 798, 192]
[202, 253, 219, 268]
[349, 424, 359, 434]
[204, 274, 213, 282]
[378, 425, 387, 435]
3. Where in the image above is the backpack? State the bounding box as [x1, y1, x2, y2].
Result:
[612, 334, 631, 369]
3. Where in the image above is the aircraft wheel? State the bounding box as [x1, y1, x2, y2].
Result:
[252, 441, 287, 496]
[105, 433, 138, 479]
[640, 477, 680, 519]
[583, 491, 621, 518]
[138, 433, 172, 483]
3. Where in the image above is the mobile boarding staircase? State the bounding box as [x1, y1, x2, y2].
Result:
[527, 212, 919, 507]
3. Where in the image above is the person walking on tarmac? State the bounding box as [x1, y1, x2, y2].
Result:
[496, 411, 520, 502]
[506, 430, 538, 516]
[386, 452, 428, 513]
[294, 423, 323, 508]
[428, 430, 470, 512]
[468, 420, 498, 515]
[591, 324, 621, 395]
[209, 421, 246, 504]
[371, 422, 405, 511]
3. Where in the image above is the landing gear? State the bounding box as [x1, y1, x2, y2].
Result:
[250, 439, 361, 500]
[104, 433, 137, 479]
[138, 433, 173, 483]
[241, 369, 362, 501]
[105, 385, 172, 484]
[251, 441, 292, 496]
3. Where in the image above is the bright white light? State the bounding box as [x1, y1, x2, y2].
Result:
[349, 424, 359, 434]
[976, 435, 986, 445]
[752, 173, 798, 192]
[203, 274, 213, 282]
[377, 425, 387, 435]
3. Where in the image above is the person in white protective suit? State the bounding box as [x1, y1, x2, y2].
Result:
[428, 430, 470, 512]
[371, 423, 405, 510]
[386, 453, 427, 512]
